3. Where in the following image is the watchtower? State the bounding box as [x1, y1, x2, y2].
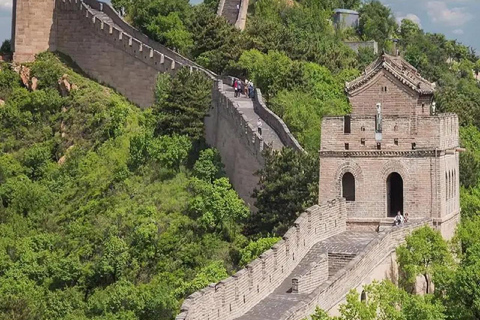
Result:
[11, 0, 57, 62]
[319, 53, 460, 238]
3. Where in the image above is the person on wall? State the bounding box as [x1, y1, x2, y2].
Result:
[233, 78, 239, 97]
[394, 211, 404, 226]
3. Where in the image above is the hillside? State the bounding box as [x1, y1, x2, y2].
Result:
[0, 53, 280, 319]
[2, 0, 480, 319]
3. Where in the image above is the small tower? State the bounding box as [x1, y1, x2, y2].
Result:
[319, 53, 460, 238]
[12, 0, 57, 62]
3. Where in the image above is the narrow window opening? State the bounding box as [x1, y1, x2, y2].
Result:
[361, 126, 365, 132]
[345, 143, 350, 150]
[422, 103, 425, 114]
[344, 115, 351, 134]
[377, 142, 381, 150]
[361, 138, 365, 146]
[342, 172, 356, 201]
[411, 143, 416, 150]
[394, 138, 399, 146]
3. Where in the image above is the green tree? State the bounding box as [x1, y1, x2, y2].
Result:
[358, 1, 397, 50]
[153, 68, 212, 141]
[193, 148, 224, 183]
[308, 281, 445, 320]
[0, 40, 11, 55]
[189, 177, 249, 238]
[248, 148, 319, 235]
[396, 226, 452, 294]
[238, 236, 281, 267]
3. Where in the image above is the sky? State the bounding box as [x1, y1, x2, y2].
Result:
[0, 0, 479, 52]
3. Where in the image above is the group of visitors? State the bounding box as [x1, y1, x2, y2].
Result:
[233, 78, 255, 99]
[393, 211, 409, 226]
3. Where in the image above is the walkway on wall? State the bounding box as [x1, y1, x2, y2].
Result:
[221, 0, 242, 25]
[222, 83, 284, 150]
[235, 231, 377, 320]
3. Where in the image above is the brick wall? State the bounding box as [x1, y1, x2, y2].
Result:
[320, 114, 459, 151]
[284, 219, 432, 320]
[292, 254, 329, 294]
[13, 0, 56, 62]
[328, 253, 356, 277]
[253, 88, 304, 152]
[204, 80, 267, 209]
[175, 198, 347, 320]
[348, 70, 423, 117]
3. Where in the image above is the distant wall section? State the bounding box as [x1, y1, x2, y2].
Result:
[205, 81, 266, 208]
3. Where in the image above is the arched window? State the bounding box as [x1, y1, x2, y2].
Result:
[342, 172, 355, 201]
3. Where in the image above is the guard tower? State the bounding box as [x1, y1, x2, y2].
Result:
[11, 0, 57, 62]
[319, 53, 460, 238]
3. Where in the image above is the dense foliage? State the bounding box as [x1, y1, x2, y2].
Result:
[4, 0, 480, 318]
[0, 53, 260, 319]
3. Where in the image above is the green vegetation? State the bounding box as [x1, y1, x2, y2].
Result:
[4, 0, 480, 319]
[309, 280, 446, 320]
[0, 53, 280, 319]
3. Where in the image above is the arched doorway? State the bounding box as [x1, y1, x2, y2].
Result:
[342, 172, 355, 201]
[387, 172, 403, 217]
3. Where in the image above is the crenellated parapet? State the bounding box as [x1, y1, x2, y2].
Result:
[57, 0, 215, 80]
[175, 198, 347, 320]
[213, 80, 267, 163]
[283, 218, 432, 320]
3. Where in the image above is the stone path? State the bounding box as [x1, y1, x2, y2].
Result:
[235, 231, 377, 320]
[222, 84, 284, 150]
[89, 7, 122, 30]
[221, 0, 242, 25]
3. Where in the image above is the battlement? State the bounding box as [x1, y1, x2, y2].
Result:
[321, 113, 459, 152]
[176, 198, 347, 320]
[213, 80, 267, 163]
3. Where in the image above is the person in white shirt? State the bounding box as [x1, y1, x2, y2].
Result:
[394, 211, 404, 226]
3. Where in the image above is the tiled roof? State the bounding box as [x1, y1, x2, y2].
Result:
[346, 53, 435, 95]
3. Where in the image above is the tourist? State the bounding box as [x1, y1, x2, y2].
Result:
[244, 79, 249, 95]
[249, 82, 255, 99]
[394, 211, 404, 226]
[257, 118, 263, 136]
[233, 78, 239, 97]
[404, 212, 409, 223]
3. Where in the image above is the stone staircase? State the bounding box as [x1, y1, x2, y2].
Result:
[221, 0, 242, 25]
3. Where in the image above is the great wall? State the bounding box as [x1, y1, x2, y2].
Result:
[10, 1, 461, 320]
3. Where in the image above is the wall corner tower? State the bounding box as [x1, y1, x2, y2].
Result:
[12, 0, 57, 63]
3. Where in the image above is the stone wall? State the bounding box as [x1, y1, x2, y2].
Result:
[343, 41, 378, 54]
[283, 219, 432, 320]
[348, 70, 426, 117]
[253, 89, 304, 152]
[319, 112, 460, 236]
[12, 0, 56, 62]
[175, 198, 347, 320]
[292, 254, 329, 294]
[321, 114, 459, 152]
[235, 0, 249, 30]
[204, 80, 267, 208]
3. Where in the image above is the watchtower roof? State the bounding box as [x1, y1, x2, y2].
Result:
[346, 53, 435, 95]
